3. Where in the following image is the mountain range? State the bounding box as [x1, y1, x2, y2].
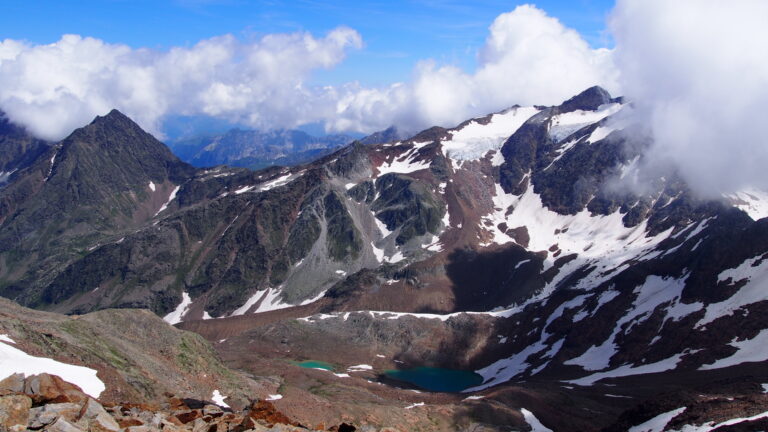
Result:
[168, 126, 402, 171]
[1, 87, 767, 431]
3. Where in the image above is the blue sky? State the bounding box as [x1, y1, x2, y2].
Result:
[1, 0, 614, 86]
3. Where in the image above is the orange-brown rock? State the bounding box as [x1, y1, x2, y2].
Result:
[117, 417, 144, 428]
[23, 374, 89, 405]
[0, 394, 32, 432]
[175, 409, 203, 424]
[0, 374, 25, 395]
[247, 400, 298, 427]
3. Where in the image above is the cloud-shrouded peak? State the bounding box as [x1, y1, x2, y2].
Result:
[0, 28, 362, 141]
[329, 4, 618, 134]
[611, 0, 768, 196]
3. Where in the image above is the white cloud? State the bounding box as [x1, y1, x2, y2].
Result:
[0, 4, 616, 142]
[329, 4, 618, 133]
[0, 29, 362, 140]
[610, 0, 768, 196]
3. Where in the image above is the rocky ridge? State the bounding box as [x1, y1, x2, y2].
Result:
[0, 373, 371, 432]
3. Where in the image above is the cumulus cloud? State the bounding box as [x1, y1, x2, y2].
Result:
[0, 29, 362, 140]
[0, 4, 616, 141]
[329, 5, 618, 133]
[610, 0, 768, 196]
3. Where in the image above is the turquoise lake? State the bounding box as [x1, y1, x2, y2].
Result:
[384, 367, 484, 392]
[295, 360, 335, 371]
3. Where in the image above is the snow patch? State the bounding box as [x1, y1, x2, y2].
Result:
[163, 292, 192, 325]
[628, 407, 686, 432]
[234, 185, 253, 194]
[565, 275, 700, 372]
[257, 172, 296, 192]
[347, 364, 373, 371]
[521, 408, 553, 432]
[155, 185, 180, 216]
[669, 410, 768, 432]
[148, 181, 156, 192]
[697, 255, 768, 327]
[0, 335, 105, 397]
[549, 103, 622, 143]
[404, 402, 424, 410]
[231, 286, 294, 316]
[726, 187, 768, 220]
[265, 394, 283, 401]
[700, 328, 768, 370]
[374, 216, 393, 238]
[441, 106, 539, 162]
[211, 390, 229, 408]
[376, 146, 431, 176]
[587, 125, 615, 143]
[567, 353, 686, 386]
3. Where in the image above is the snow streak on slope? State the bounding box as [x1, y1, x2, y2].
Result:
[700, 328, 768, 370]
[376, 141, 431, 176]
[481, 183, 673, 294]
[567, 352, 686, 386]
[231, 287, 293, 316]
[549, 103, 622, 142]
[565, 274, 700, 372]
[521, 408, 553, 432]
[163, 291, 192, 324]
[628, 407, 687, 432]
[441, 107, 539, 162]
[155, 185, 180, 216]
[0, 334, 105, 397]
[697, 254, 768, 328]
[669, 410, 768, 432]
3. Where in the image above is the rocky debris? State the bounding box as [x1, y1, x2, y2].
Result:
[0, 394, 31, 432]
[0, 373, 373, 432]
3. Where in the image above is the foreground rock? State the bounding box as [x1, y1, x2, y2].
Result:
[0, 373, 372, 432]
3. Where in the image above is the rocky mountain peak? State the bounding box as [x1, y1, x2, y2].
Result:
[558, 85, 613, 112]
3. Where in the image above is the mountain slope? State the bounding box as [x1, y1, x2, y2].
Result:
[169, 128, 354, 170]
[0, 297, 267, 407]
[0, 110, 195, 307]
[0, 111, 50, 186]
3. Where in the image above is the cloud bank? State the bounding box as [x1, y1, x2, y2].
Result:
[0, 29, 362, 140]
[610, 0, 768, 196]
[330, 5, 618, 133]
[0, 5, 615, 141]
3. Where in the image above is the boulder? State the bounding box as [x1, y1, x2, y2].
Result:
[201, 404, 223, 416]
[76, 398, 120, 432]
[0, 374, 25, 395]
[247, 401, 296, 427]
[45, 417, 86, 432]
[23, 373, 88, 405]
[28, 402, 83, 429]
[0, 394, 31, 432]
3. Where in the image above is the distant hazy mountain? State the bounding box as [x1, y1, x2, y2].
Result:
[167, 129, 353, 170]
[168, 126, 405, 170]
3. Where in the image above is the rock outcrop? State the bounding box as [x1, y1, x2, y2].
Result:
[0, 373, 368, 432]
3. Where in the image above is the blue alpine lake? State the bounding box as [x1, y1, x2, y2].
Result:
[384, 367, 484, 392]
